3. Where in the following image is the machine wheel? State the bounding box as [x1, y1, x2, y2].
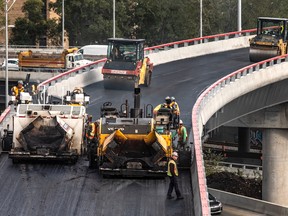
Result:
[144, 71, 152, 87]
[1, 134, 12, 151]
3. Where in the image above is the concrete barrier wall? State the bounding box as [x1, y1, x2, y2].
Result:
[148, 36, 252, 66]
[208, 188, 288, 216]
[201, 61, 288, 124]
[0, 71, 60, 82]
[47, 65, 104, 97]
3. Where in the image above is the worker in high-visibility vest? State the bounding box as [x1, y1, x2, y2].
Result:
[11, 80, 24, 100]
[177, 119, 187, 150]
[167, 151, 184, 200]
[85, 115, 96, 141]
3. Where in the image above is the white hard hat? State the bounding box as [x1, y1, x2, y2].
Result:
[18, 80, 23, 85]
[179, 119, 183, 124]
[171, 96, 175, 101]
[172, 152, 178, 157]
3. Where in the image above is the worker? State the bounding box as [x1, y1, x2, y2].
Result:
[72, 87, 83, 94]
[112, 45, 122, 60]
[11, 80, 25, 100]
[170, 97, 180, 115]
[153, 96, 172, 116]
[170, 96, 180, 128]
[163, 96, 172, 108]
[177, 120, 187, 150]
[167, 151, 184, 200]
[85, 115, 96, 141]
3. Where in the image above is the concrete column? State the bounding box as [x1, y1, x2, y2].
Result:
[262, 129, 288, 206]
[238, 127, 250, 153]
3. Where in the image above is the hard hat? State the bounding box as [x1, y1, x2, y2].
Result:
[172, 152, 178, 157]
[18, 80, 23, 85]
[179, 119, 183, 124]
[165, 96, 171, 100]
[171, 96, 175, 101]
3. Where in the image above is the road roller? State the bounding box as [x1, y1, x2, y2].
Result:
[102, 38, 153, 90]
[249, 17, 288, 62]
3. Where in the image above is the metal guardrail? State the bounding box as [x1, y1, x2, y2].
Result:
[217, 161, 262, 171]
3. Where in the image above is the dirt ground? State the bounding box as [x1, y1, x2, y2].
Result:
[207, 171, 262, 200]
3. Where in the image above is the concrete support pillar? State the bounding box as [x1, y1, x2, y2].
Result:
[238, 127, 250, 153]
[262, 129, 288, 206]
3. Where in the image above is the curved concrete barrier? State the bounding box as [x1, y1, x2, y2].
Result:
[193, 55, 288, 215]
[209, 188, 288, 215]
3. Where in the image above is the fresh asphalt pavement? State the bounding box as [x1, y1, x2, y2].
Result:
[0, 48, 257, 216]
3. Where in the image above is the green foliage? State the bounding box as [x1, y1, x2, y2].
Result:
[203, 148, 224, 176]
[4, 0, 288, 46]
[10, 0, 61, 46]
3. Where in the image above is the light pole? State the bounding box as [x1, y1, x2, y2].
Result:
[200, 0, 202, 38]
[62, 0, 65, 48]
[5, 0, 16, 108]
[113, 0, 115, 38]
[238, 0, 242, 32]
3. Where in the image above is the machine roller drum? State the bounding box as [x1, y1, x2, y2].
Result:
[249, 46, 280, 62]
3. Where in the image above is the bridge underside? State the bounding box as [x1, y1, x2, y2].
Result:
[206, 78, 288, 131]
[206, 78, 288, 206]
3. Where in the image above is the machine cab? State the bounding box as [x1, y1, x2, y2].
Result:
[257, 17, 288, 41]
[106, 38, 145, 62]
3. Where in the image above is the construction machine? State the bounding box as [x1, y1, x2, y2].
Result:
[9, 104, 87, 163]
[249, 17, 288, 62]
[18, 48, 92, 72]
[88, 88, 173, 177]
[102, 38, 153, 90]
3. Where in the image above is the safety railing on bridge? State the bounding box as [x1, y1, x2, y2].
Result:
[2, 28, 259, 216]
[144, 28, 256, 54]
[192, 53, 288, 215]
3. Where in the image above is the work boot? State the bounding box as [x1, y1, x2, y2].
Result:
[176, 196, 184, 200]
[167, 195, 174, 199]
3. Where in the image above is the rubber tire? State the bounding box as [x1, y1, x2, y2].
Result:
[1, 136, 12, 151]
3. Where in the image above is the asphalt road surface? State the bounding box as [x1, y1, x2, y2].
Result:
[0, 48, 258, 216]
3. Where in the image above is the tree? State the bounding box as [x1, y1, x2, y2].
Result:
[0, 0, 4, 27]
[10, 0, 61, 46]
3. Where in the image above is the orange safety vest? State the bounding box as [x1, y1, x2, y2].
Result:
[167, 159, 178, 177]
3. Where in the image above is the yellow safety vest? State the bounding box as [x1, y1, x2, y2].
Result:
[86, 123, 96, 139]
[170, 101, 180, 115]
[167, 159, 178, 177]
[11, 86, 24, 97]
